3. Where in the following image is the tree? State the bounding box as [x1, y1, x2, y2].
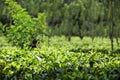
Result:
[103, 0, 120, 50]
[5, 0, 47, 48]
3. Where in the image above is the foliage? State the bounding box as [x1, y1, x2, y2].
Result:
[5, 0, 46, 48]
[1, 0, 120, 40]
[0, 36, 120, 80]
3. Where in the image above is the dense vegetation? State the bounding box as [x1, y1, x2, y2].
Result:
[0, 36, 120, 80]
[0, 0, 120, 80]
[0, 0, 120, 49]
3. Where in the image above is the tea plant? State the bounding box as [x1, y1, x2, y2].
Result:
[5, 0, 46, 48]
[0, 36, 120, 80]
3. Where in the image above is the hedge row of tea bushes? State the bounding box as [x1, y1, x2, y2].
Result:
[0, 45, 120, 80]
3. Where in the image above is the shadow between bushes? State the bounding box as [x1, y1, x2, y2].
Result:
[69, 48, 120, 54]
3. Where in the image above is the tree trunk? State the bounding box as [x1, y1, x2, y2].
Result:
[68, 32, 71, 41]
[109, 1, 114, 51]
[109, 20, 114, 51]
[116, 37, 119, 47]
[67, 21, 72, 41]
[110, 36, 114, 51]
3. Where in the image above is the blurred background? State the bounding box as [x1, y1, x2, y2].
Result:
[0, 0, 120, 50]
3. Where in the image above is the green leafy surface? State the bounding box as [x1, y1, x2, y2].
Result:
[0, 36, 120, 80]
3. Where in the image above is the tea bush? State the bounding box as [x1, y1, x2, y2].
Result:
[0, 37, 120, 80]
[5, 0, 46, 48]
